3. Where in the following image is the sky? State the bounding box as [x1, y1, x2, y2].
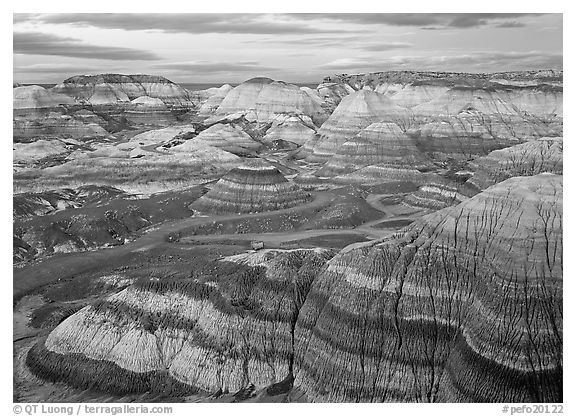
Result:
[13, 13, 563, 84]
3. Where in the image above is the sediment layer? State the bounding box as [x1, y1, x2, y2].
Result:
[190, 160, 310, 214]
[293, 174, 562, 402]
[28, 250, 334, 395]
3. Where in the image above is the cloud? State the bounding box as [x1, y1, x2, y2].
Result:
[13, 63, 127, 83]
[259, 37, 412, 51]
[361, 42, 413, 51]
[287, 13, 548, 29]
[256, 35, 365, 46]
[152, 61, 278, 74]
[13, 63, 106, 74]
[318, 51, 563, 73]
[13, 32, 160, 61]
[15, 13, 342, 35]
[18, 13, 546, 34]
[495, 21, 527, 28]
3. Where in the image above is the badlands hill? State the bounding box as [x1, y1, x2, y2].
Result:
[14, 69, 563, 403]
[26, 175, 561, 401]
[294, 173, 562, 402]
[190, 123, 262, 155]
[263, 115, 317, 146]
[27, 249, 334, 396]
[195, 84, 234, 116]
[305, 71, 562, 178]
[304, 90, 408, 162]
[125, 96, 177, 125]
[467, 137, 563, 190]
[325, 70, 562, 95]
[210, 77, 327, 125]
[190, 159, 310, 214]
[52, 74, 193, 108]
[13, 86, 77, 116]
[315, 122, 428, 177]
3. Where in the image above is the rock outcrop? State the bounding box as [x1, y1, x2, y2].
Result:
[467, 137, 563, 191]
[190, 159, 311, 214]
[195, 84, 234, 116]
[332, 165, 432, 187]
[316, 81, 356, 112]
[190, 123, 262, 155]
[293, 173, 562, 402]
[212, 78, 327, 125]
[403, 180, 470, 211]
[305, 90, 408, 162]
[14, 139, 71, 166]
[262, 115, 317, 146]
[14, 185, 127, 219]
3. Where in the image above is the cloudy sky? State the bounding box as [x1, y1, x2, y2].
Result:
[13, 13, 562, 84]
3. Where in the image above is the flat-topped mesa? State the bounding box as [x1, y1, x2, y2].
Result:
[52, 74, 193, 109]
[321, 70, 563, 114]
[411, 86, 562, 118]
[329, 69, 563, 90]
[212, 77, 328, 125]
[315, 122, 428, 177]
[124, 96, 177, 125]
[467, 137, 563, 191]
[293, 173, 562, 402]
[27, 249, 334, 395]
[190, 159, 311, 214]
[13, 85, 78, 118]
[305, 90, 409, 163]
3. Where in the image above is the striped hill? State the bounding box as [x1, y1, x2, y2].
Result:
[190, 159, 311, 214]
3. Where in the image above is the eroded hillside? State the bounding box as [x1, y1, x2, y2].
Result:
[13, 70, 563, 403]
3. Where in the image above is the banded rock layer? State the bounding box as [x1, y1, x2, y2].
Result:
[412, 86, 562, 118]
[125, 97, 177, 125]
[293, 174, 562, 402]
[323, 70, 562, 115]
[315, 122, 428, 177]
[13, 86, 77, 118]
[403, 181, 470, 211]
[196, 84, 234, 116]
[190, 160, 310, 214]
[213, 77, 327, 125]
[52, 74, 193, 109]
[467, 137, 563, 191]
[412, 111, 561, 159]
[13, 114, 109, 142]
[263, 115, 317, 146]
[305, 90, 408, 162]
[191, 124, 262, 154]
[28, 250, 334, 395]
